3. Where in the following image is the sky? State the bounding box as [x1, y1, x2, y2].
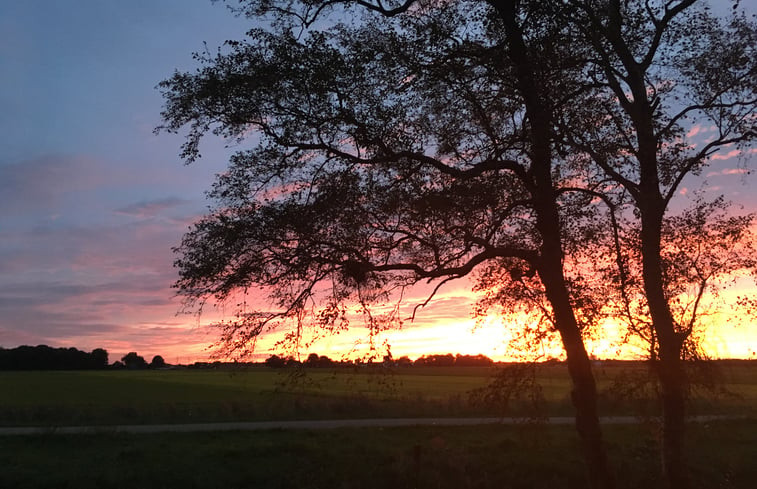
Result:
[1, 0, 755, 364]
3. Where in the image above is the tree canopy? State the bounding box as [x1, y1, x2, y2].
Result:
[121, 352, 149, 370]
[160, 0, 612, 352]
[0, 345, 109, 370]
[158, 1, 756, 487]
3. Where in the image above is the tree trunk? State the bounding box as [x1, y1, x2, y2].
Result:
[565, 332, 613, 489]
[539, 253, 615, 489]
[487, 2, 615, 486]
[639, 197, 689, 489]
[659, 350, 688, 489]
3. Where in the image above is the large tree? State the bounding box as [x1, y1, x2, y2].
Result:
[158, 1, 756, 487]
[558, 2, 757, 486]
[159, 1, 616, 486]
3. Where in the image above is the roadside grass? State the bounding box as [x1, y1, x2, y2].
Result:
[1, 362, 755, 426]
[1, 419, 755, 489]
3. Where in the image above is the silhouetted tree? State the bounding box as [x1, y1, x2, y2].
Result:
[157, 1, 756, 487]
[304, 353, 334, 367]
[414, 354, 456, 367]
[555, 3, 757, 486]
[0, 345, 110, 370]
[158, 3, 615, 483]
[150, 355, 167, 369]
[264, 354, 287, 368]
[456, 354, 495, 367]
[284, 357, 301, 368]
[396, 356, 413, 367]
[121, 352, 148, 370]
[90, 348, 109, 369]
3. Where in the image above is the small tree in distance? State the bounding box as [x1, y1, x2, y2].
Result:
[121, 352, 148, 370]
[90, 348, 109, 369]
[264, 354, 287, 368]
[150, 355, 167, 369]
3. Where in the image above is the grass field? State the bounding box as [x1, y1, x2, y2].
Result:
[2, 362, 756, 488]
[1, 420, 756, 488]
[1, 361, 755, 426]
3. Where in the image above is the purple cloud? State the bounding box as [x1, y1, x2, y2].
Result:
[115, 197, 191, 218]
[0, 155, 106, 216]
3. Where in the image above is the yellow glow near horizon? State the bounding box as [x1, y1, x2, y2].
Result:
[148, 279, 757, 364]
[145, 309, 756, 365]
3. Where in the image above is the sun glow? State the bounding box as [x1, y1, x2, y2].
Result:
[156, 272, 757, 364]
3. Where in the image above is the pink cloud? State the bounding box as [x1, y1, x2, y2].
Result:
[711, 149, 742, 161]
[686, 125, 703, 138]
[705, 168, 750, 177]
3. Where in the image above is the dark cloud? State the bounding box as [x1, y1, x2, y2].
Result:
[0, 280, 171, 305]
[0, 305, 122, 340]
[115, 197, 191, 218]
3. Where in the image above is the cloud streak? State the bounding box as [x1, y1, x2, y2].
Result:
[705, 167, 750, 177]
[0, 155, 106, 217]
[115, 197, 191, 218]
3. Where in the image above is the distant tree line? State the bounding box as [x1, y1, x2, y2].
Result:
[111, 352, 167, 370]
[0, 346, 169, 371]
[263, 353, 494, 368]
[0, 345, 494, 370]
[0, 345, 108, 370]
[413, 354, 494, 367]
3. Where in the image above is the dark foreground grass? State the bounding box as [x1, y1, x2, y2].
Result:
[1, 419, 755, 489]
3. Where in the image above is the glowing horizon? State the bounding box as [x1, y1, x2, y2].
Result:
[97, 279, 756, 365]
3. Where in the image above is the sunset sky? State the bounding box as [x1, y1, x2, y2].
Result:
[1, 0, 755, 364]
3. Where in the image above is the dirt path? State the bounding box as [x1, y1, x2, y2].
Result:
[0, 415, 739, 436]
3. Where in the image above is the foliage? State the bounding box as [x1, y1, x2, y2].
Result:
[264, 354, 288, 368]
[157, 2, 757, 486]
[157, 0, 610, 357]
[0, 345, 109, 370]
[121, 352, 148, 370]
[603, 196, 757, 361]
[553, 5, 757, 483]
[149, 355, 167, 369]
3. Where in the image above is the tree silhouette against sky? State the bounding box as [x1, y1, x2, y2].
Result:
[158, 1, 756, 488]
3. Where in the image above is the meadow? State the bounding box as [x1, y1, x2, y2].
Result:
[2, 362, 756, 488]
[1, 361, 755, 426]
[1, 419, 756, 488]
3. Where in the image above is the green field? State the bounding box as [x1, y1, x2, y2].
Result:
[1, 361, 755, 426]
[2, 363, 756, 488]
[1, 421, 756, 488]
